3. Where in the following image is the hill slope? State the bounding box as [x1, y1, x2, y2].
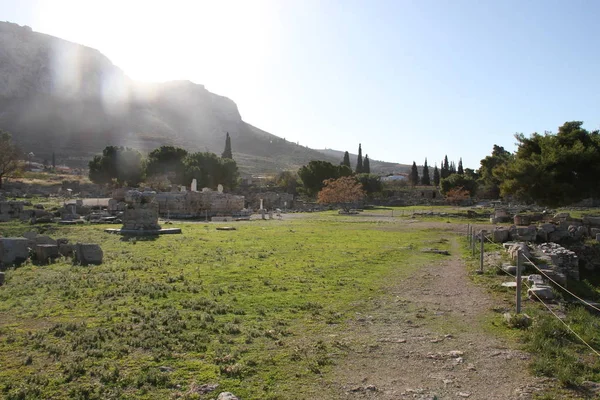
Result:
[0, 21, 404, 175]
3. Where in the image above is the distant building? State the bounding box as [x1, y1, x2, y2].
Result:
[381, 174, 408, 182]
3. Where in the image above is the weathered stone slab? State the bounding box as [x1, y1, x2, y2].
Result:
[75, 243, 103, 265]
[527, 285, 555, 301]
[492, 228, 509, 243]
[582, 215, 600, 227]
[0, 238, 29, 265]
[59, 243, 75, 257]
[36, 244, 59, 263]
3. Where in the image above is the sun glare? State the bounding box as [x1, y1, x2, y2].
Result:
[33, 0, 276, 93]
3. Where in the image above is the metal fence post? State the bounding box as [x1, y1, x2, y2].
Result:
[479, 230, 486, 273]
[516, 249, 522, 314]
[472, 231, 476, 256]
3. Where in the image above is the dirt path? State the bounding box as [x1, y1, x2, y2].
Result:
[329, 235, 548, 400]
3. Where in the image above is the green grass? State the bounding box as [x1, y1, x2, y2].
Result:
[0, 217, 449, 399]
[459, 235, 600, 397]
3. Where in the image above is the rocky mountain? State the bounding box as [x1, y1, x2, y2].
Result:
[0, 21, 400, 175]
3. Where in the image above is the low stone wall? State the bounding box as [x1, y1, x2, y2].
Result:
[155, 191, 245, 218]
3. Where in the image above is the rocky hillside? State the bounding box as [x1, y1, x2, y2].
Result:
[0, 21, 401, 175]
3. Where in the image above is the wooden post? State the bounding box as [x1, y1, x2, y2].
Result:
[472, 232, 476, 256]
[516, 249, 522, 314]
[479, 230, 485, 273]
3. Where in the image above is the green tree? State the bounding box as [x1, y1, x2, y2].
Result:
[363, 154, 371, 174]
[499, 121, 600, 206]
[88, 146, 144, 186]
[357, 173, 383, 195]
[441, 155, 450, 179]
[0, 131, 22, 189]
[222, 132, 233, 159]
[421, 158, 431, 185]
[183, 152, 239, 190]
[356, 144, 363, 174]
[410, 161, 419, 187]
[342, 151, 351, 168]
[457, 158, 464, 175]
[449, 161, 456, 175]
[146, 146, 188, 185]
[440, 174, 478, 197]
[433, 164, 440, 186]
[478, 145, 513, 199]
[298, 160, 353, 196]
[275, 171, 299, 194]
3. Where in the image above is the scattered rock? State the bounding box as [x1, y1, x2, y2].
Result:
[420, 248, 450, 255]
[217, 392, 239, 400]
[0, 238, 29, 265]
[448, 350, 464, 358]
[216, 226, 237, 231]
[527, 285, 555, 301]
[158, 366, 173, 372]
[187, 383, 219, 395]
[75, 243, 103, 265]
[35, 244, 59, 263]
[457, 392, 471, 398]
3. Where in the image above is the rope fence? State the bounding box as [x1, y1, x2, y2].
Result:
[464, 223, 600, 358]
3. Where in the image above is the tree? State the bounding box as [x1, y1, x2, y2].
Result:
[421, 158, 431, 185]
[356, 144, 363, 174]
[88, 146, 144, 186]
[457, 158, 464, 175]
[0, 131, 22, 189]
[222, 132, 233, 159]
[433, 164, 440, 187]
[298, 161, 353, 196]
[449, 161, 456, 175]
[275, 171, 299, 194]
[441, 155, 450, 179]
[317, 176, 365, 211]
[440, 174, 477, 197]
[499, 121, 600, 207]
[410, 161, 419, 187]
[357, 173, 383, 196]
[342, 151, 351, 168]
[445, 187, 471, 205]
[146, 146, 188, 185]
[478, 145, 513, 199]
[363, 154, 371, 174]
[183, 152, 239, 190]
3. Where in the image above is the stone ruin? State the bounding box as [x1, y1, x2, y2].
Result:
[121, 190, 161, 231]
[0, 232, 103, 285]
[490, 212, 600, 244]
[154, 188, 245, 220]
[105, 190, 181, 235]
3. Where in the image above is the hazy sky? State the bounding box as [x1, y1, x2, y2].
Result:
[2, 0, 599, 168]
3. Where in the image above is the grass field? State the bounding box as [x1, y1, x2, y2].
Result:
[0, 214, 451, 399]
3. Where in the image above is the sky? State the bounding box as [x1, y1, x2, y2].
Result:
[2, 0, 599, 169]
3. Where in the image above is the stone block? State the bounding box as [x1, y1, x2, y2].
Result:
[582, 215, 600, 227]
[513, 214, 531, 226]
[75, 243, 103, 265]
[492, 228, 509, 243]
[511, 226, 537, 242]
[527, 285, 555, 301]
[59, 243, 75, 257]
[548, 229, 570, 242]
[0, 238, 30, 265]
[35, 244, 59, 263]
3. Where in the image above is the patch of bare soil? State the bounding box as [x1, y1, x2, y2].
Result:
[328, 236, 552, 400]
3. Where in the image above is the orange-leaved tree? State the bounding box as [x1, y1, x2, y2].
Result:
[317, 176, 365, 211]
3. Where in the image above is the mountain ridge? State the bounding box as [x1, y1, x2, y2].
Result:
[0, 21, 401, 175]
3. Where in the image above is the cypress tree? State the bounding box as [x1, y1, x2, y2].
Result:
[342, 151, 351, 168]
[442, 155, 449, 179]
[433, 164, 440, 186]
[363, 154, 370, 174]
[356, 144, 363, 173]
[457, 158, 464, 175]
[450, 161, 456, 174]
[222, 132, 233, 159]
[410, 161, 419, 187]
[421, 158, 430, 185]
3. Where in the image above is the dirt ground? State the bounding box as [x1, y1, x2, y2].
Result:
[324, 219, 554, 400]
